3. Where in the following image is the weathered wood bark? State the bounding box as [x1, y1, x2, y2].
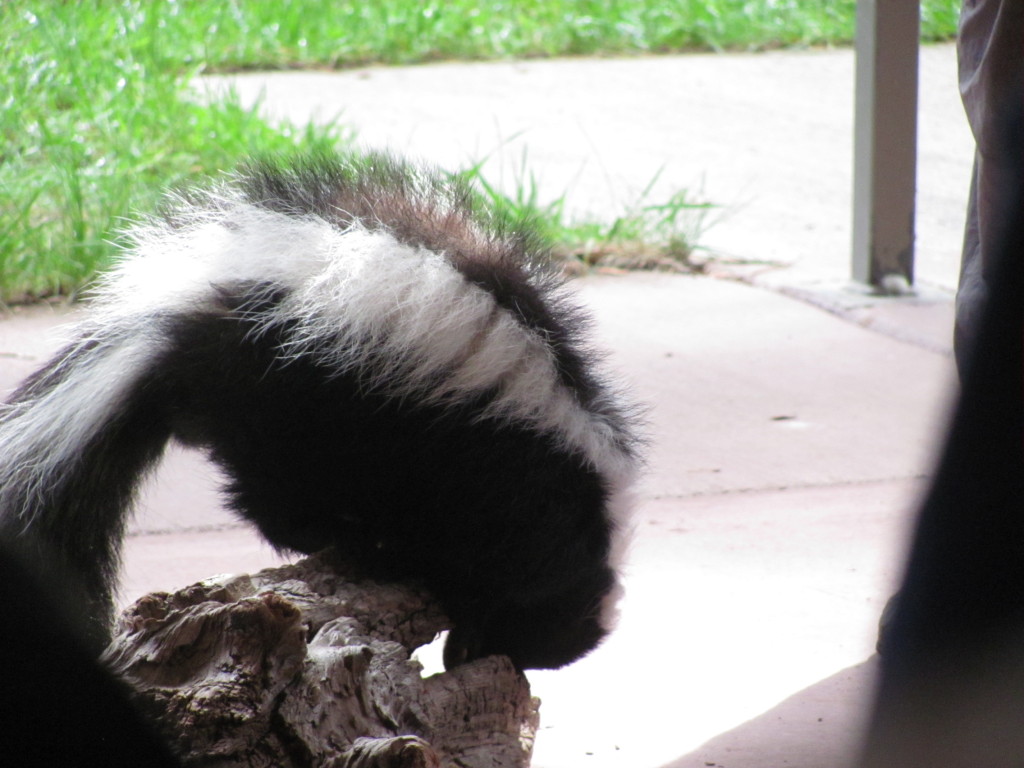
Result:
[102, 553, 539, 768]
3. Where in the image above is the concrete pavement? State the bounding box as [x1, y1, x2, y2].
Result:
[0, 44, 970, 767]
[200, 43, 973, 292]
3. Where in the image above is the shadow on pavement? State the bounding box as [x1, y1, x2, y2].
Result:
[662, 660, 877, 768]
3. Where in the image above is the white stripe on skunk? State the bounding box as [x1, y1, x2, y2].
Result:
[0, 153, 642, 670]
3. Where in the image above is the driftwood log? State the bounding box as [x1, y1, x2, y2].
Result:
[102, 553, 540, 768]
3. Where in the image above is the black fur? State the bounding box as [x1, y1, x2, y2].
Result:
[164, 290, 617, 668]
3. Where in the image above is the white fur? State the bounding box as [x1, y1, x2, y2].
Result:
[0, 332, 160, 524]
[598, 485, 637, 632]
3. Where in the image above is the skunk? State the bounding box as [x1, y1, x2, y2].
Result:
[0, 153, 641, 671]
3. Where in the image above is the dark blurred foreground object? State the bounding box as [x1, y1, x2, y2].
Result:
[0, 539, 182, 768]
[858, 108, 1024, 768]
[953, 0, 1024, 369]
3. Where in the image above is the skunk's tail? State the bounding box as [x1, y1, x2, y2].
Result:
[0, 322, 172, 643]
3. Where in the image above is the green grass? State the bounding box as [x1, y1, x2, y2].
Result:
[458, 156, 717, 273]
[45, 1, 960, 71]
[1, 1, 960, 303]
[1, 5, 351, 302]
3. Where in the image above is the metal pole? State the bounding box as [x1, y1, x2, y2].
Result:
[851, 0, 921, 292]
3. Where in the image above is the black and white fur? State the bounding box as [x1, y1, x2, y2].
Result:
[0, 153, 641, 670]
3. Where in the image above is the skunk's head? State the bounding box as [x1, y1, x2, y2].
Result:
[442, 563, 618, 671]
